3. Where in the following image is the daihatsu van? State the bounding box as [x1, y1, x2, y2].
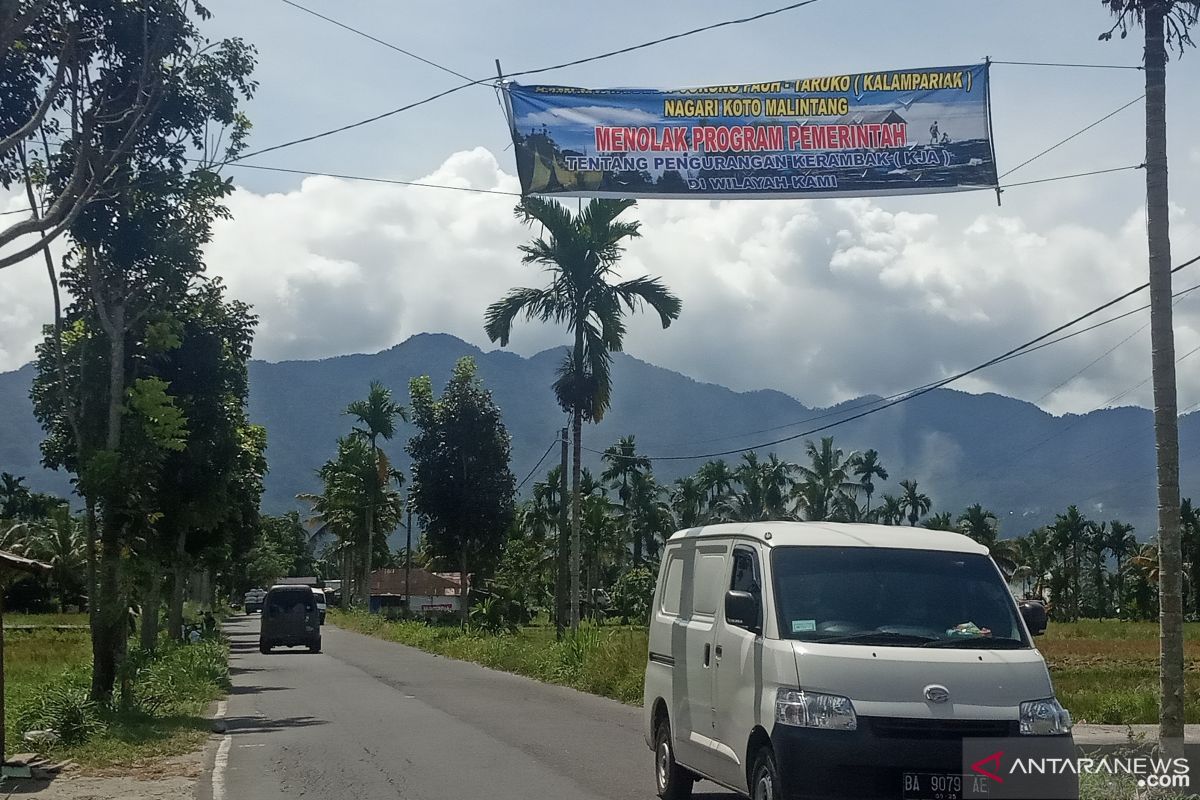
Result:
[259, 584, 321, 654]
[643, 522, 1074, 800]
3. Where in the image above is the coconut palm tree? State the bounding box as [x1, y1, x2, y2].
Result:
[898, 479, 931, 527]
[486, 197, 682, 629]
[850, 449, 888, 515]
[30, 505, 86, 611]
[921, 512, 955, 531]
[1051, 506, 1090, 620]
[346, 381, 408, 607]
[794, 437, 858, 522]
[1101, 0, 1200, 747]
[876, 494, 905, 526]
[958, 504, 998, 545]
[601, 435, 652, 564]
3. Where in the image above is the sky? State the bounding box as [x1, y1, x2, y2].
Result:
[3, 0, 1200, 417]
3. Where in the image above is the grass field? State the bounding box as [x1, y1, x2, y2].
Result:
[331, 612, 1200, 724]
[4, 614, 228, 769]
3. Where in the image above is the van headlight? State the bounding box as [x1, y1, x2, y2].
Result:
[775, 689, 857, 731]
[1019, 698, 1072, 735]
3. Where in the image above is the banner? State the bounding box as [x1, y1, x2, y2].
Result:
[503, 64, 997, 200]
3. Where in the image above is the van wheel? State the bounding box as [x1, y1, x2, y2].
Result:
[750, 746, 781, 800]
[309, 639, 321, 654]
[654, 718, 693, 799]
[259, 643, 271, 654]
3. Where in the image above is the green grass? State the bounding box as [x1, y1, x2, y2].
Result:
[331, 611, 648, 704]
[332, 612, 1200, 725]
[5, 611, 90, 627]
[4, 618, 229, 769]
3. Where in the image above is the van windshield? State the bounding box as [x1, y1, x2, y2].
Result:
[772, 546, 1027, 648]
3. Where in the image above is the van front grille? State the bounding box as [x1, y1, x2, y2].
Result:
[866, 717, 1015, 739]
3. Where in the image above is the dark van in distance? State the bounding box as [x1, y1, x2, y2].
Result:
[259, 585, 322, 654]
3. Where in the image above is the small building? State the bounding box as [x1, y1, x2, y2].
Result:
[368, 568, 468, 617]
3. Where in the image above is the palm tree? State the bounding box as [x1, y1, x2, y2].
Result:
[1102, 0, 1199, 748]
[898, 479, 931, 527]
[958, 504, 999, 546]
[851, 449, 888, 514]
[29, 505, 85, 611]
[601, 435, 652, 564]
[1051, 506, 1090, 621]
[921, 512, 954, 531]
[1013, 528, 1055, 600]
[1085, 521, 1111, 618]
[696, 459, 736, 509]
[794, 437, 858, 522]
[1107, 520, 1138, 615]
[346, 381, 407, 608]
[486, 198, 681, 629]
[876, 494, 905, 526]
[670, 476, 706, 530]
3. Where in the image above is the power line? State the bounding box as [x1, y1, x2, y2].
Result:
[228, 162, 521, 196]
[516, 439, 559, 491]
[991, 60, 1143, 71]
[223, 0, 822, 164]
[277, 0, 473, 81]
[997, 163, 1143, 190]
[588, 253, 1200, 462]
[999, 95, 1144, 179]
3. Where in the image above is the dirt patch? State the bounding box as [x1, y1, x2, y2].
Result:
[2, 750, 202, 798]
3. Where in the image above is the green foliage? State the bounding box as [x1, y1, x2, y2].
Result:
[611, 567, 655, 624]
[408, 357, 516, 587]
[13, 674, 104, 745]
[126, 377, 188, 452]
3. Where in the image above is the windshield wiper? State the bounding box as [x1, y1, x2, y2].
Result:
[812, 631, 937, 645]
[922, 636, 1027, 649]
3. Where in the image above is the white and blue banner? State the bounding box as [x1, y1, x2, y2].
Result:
[503, 64, 997, 199]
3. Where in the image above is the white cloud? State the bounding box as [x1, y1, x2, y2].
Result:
[2, 147, 1199, 419]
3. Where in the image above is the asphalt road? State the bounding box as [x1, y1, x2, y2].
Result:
[198, 616, 738, 800]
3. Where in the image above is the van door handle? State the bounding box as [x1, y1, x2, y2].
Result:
[714, 644, 723, 661]
[703, 643, 711, 667]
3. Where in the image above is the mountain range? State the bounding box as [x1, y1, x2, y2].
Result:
[1, 332, 1197, 537]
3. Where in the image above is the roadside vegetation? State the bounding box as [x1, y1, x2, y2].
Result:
[332, 610, 1200, 724]
[4, 623, 229, 768]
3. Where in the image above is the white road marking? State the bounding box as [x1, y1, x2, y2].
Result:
[213, 735, 232, 800]
[213, 699, 231, 800]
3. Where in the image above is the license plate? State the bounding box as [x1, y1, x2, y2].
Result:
[903, 772, 990, 800]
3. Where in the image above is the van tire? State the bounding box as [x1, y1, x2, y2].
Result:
[653, 718, 693, 800]
[259, 643, 271, 654]
[309, 639, 321, 654]
[749, 746, 781, 800]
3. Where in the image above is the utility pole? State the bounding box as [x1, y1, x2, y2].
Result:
[556, 426, 568, 639]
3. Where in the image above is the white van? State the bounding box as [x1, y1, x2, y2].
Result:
[643, 522, 1074, 800]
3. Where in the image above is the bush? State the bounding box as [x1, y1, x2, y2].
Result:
[13, 674, 104, 745]
[611, 568, 656, 624]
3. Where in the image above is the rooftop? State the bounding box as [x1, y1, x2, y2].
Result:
[667, 521, 989, 555]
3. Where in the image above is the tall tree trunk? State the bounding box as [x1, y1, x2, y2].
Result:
[91, 301, 126, 702]
[460, 542, 469, 625]
[1144, 5, 1184, 750]
[361, 500, 373, 609]
[571, 406, 582, 632]
[340, 539, 352, 610]
[168, 529, 187, 641]
[140, 565, 159, 652]
[556, 426, 568, 639]
[85, 496, 98, 628]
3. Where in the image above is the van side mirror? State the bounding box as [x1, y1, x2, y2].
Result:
[1019, 600, 1048, 636]
[725, 590, 761, 633]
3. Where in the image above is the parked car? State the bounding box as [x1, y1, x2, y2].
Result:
[312, 587, 327, 624]
[643, 522, 1075, 800]
[243, 588, 266, 614]
[259, 585, 321, 654]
